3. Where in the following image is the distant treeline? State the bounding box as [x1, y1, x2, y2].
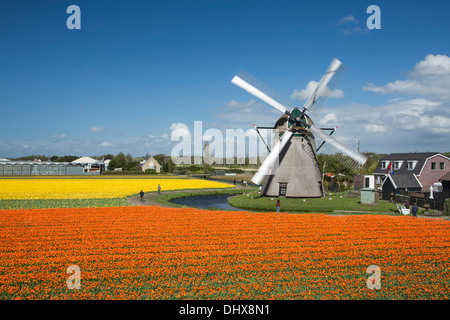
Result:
[8, 151, 450, 176]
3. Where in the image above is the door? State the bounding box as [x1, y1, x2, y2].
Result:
[279, 183, 287, 196]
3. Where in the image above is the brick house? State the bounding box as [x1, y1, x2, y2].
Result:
[373, 152, 450, 199]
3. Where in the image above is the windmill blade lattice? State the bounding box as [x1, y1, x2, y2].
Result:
[303, 58, 347, 116]
[251, 130, 293, 185]
[309, 124, 367, 169]
[232, 70, 291, 114]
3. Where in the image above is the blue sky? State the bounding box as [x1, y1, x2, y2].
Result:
[1, 0, 450, 158]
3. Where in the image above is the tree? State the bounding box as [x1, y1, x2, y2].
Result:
[153, 154, 167, 172]
[108, 152, 126, 171]
[124, 153, 139, 171]
[167, 156, 175, 173]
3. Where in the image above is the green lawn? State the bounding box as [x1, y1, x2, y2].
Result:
[228, 190, 407, 214]
[0, 198, 131, 210]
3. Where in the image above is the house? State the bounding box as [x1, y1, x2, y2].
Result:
[140, 156, 161, 173]
[373, 152, 450, 199]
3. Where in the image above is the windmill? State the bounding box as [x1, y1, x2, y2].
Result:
[231, 58, 367, 198]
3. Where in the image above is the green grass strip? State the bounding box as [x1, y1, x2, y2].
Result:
[0, 198, 131, 210]
[227, 190, 403, 214]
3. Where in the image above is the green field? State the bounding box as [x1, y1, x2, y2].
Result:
[228, 189, 410, 214]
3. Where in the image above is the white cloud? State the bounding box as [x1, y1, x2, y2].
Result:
[225, 99, 268, 114]
[360, 54, 450, 140]
[51, 134, 67, 139]
[411, 54, 450, 77]
[363, 54, 450, 99]
[215, 99, 281, 127]
[364, 124, 386, 133]
[100, 141, 112, 147]
[169, 122, 190, 132]
[90, 126, 104, 132]
[318, 113, 338, 126]
[336, 15, 369, 34]
[290, 80, 344, 100]
[336, 15, 358, 25]
[315, 94, 450, 153]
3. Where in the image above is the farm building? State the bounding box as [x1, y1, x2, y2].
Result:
[353, 175, 375, 190]
[72, 157, 103, 173]
[139, 156, 161, 173]
[373, 152, 450, 200]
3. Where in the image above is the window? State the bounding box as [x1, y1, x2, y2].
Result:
[393, 161, 403, 170]
[407, 161, 417, 170]
[376, 176, 381, 184]
[440, 162, 445, 170]
[365, 177, 370, 188]
[431, 162, 436, 170]
[279, 183, 287, 196]
[381, 161, 390, 170]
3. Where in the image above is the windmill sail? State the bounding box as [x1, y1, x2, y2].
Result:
[231, 70, 290, 114]
[309, 124, 367, 169]
[231, 58, 365, 197]
[252, 130, 293, 185]
[302, 58, 347, 115]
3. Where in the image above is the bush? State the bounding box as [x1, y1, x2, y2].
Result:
[173, 167, 187, 175]
[102, 170, 143, 175]
[444, 198, 450, 216]
[144, 169, 157, 174]
[188, 165, 202, 172]
[224, 169, 244, 174]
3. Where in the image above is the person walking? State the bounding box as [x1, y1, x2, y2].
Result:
[276, 199, 281, 213]
[157, 184, 161, 195]
[140, 189, 144, 202]
[411, 203, 418, 217]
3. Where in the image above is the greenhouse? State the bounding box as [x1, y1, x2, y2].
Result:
[0, 160, 102, 176]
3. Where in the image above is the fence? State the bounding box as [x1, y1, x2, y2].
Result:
[394, 193, 446, 211]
